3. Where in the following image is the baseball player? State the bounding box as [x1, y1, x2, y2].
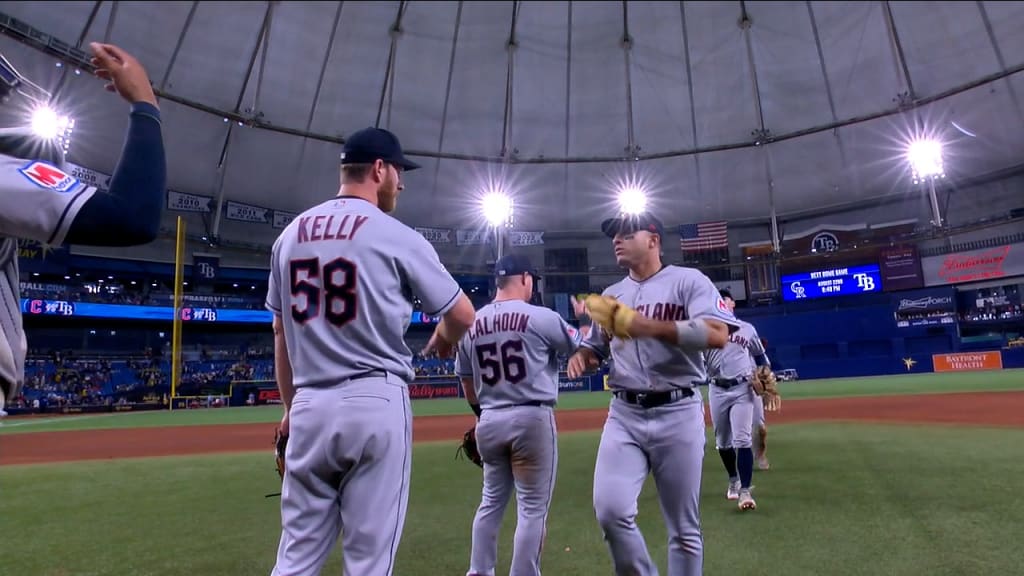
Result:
[0, 44, 166, 416]
[704, 288, 770, 510]
[456, 253, 583, 576]
[567, 211, 740, 576]
[266, 126, 476, 576]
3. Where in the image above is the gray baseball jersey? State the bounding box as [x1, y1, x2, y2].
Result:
[455, 298, 579, 575]
[705, 320, 766, 380]
[455, 299, 582, 409]
[0, 157, 97, 394]
[705, 320, 766, 457]
[587, 264, 741, 574]
[582, 265, 741, 392]
[265, 196, 463, 385]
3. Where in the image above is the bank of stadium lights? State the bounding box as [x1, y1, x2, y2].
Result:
[481, 191, 515, 228]
[907, 138, 945, 184]
[617, 186, 648, 215]
[30, 106, 75, 155]
[907, 137, 946, 227]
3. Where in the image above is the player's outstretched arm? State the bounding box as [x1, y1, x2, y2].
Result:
[422, 293, 475, 358]
[64, 43, 165, 247]
[567, 347, 599, 379]
[629, 316, 730, 350]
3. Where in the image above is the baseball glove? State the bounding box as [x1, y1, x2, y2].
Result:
[752, 365, 782, 412]
[583, 294, 637, 340]
[456, 426, 483, 468]
[265, 428, 288, 498]
[274, 427, 288, 479]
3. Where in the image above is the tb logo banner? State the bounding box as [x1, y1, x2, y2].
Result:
[193, 255, 220, 284]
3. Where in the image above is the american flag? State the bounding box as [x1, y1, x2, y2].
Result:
[679, 221, 729, 252]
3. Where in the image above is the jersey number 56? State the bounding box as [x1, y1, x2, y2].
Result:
[475, 340, 526, 386]
[289, 257, 357, 327]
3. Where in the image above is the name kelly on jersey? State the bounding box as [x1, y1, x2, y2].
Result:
[296, 214, 369, 243]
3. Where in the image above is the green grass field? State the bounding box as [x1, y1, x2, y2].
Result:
[2, 369, 1022, 435]
[2, 370, 1023, 575]
[2, 424, 1022, 576]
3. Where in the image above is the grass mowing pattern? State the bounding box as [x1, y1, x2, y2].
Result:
[2, 423, 1022, 575]
[1, 369, 1022, 435]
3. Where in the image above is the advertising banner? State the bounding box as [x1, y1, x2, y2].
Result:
[894, 288, 956, 314]
[932, 351, 1003, 372]
[893, 287, 957, 328]
[922, 244, 1024, 286]
[557, 374, 589, 392]
[879, 245, 924, 291]
[408, 381, 461, 400]
[252, 386, 283, 405]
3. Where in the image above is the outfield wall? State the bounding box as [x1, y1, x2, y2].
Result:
[742, 285, 1022, 379]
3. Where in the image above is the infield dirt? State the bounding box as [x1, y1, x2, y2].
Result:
[3, 391, 1022, 466]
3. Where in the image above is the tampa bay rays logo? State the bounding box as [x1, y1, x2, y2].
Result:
[853, 273, 876, 291]
[810, 232, 839, 253]
[196, 262, 217, 279]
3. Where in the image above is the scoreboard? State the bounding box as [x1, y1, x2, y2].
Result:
[781, 264, 882, 302]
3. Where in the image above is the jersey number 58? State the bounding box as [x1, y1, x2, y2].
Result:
[289, 257, 357, 327]
[475, 340, 526, 386]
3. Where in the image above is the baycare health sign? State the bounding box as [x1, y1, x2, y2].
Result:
[932, 352, 1003, 373]
[922, 244, 1024, 286]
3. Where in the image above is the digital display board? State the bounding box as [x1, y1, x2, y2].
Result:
[781, 264, 882, 302]
[20, 299, 441, 326]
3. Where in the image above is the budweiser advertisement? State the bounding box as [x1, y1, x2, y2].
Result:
[932, 351, 1003, 373]
[879, 245, 924, 291]
[922, 244, 1023, 286]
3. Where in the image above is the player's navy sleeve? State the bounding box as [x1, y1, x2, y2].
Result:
[683, 271, 742, 332]
[65, 102, 165, 246]
[400, 232, 463, 317]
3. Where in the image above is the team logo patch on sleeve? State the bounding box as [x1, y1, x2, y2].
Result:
[567, 325, 582, 344]
[716, 297, 731, 314]
[19, 161, 81, 193]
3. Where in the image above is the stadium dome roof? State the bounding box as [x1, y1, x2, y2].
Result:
[2, 1, 1023, 244]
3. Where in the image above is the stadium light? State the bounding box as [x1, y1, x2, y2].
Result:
[907, 138, 944, 184]
[31, 106, 71, 139]
[481, 191, 514, 227]
[906, 137, 946, 227]
[30, 106, 75, 156]
[617, 186, 648, 215]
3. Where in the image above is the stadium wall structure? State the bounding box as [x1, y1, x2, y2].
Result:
[743, 290, 1024, 379]
[229, 373, 606, 408]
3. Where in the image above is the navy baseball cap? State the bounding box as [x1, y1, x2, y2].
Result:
[340, 127, 421, 171]
[601, 211, 665, 239]
[495, 253, 541, 279]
